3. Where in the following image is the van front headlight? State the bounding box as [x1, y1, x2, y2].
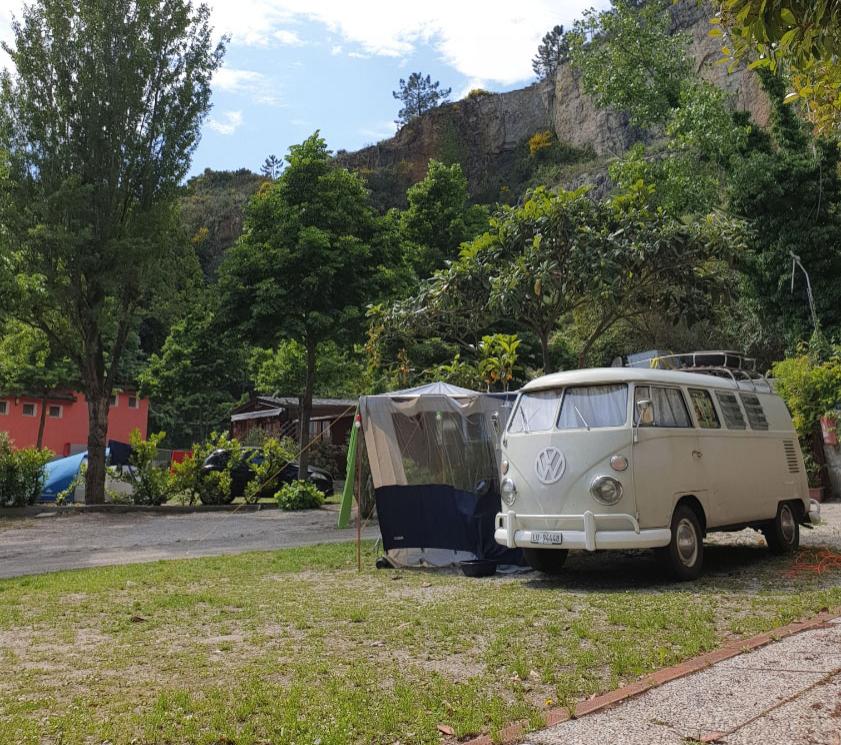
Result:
[590, 476, 623, 505]
[501, 477, 517, 506]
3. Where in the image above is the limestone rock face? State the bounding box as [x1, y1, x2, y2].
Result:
[338, 0, 769, 201]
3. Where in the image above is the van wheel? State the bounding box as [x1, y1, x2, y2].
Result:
[763, 502, 799, 555]
[523, 548, 568, 574]
[659, 504, 704, 581]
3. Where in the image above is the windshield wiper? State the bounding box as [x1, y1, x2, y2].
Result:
[519, 406, 530, 433]
[574, 405, 591, 431]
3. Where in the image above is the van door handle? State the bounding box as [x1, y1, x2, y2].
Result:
[692, 450, 703, 459]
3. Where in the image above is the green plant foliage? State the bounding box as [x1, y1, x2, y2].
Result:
[116, 430, 173, 506]
[275, 479, 325, 511]
[139, 296, 249, 449]
[466, 88, 492, 99]
[170, 432, 246, 506]
[772, 350, 841, 439]
[243, 437, 297, 504]
[569, 1, 692, 128]
[179, 169, 266, 277]
[400, 160, 489, 277]
[387, 185, 737, 372]
[0, 432, 53, 507]
[715, 0, 841, 134]
[478, 334, 521, 391]
[727, 73, 841, 347]
[250, 340, 366, 400]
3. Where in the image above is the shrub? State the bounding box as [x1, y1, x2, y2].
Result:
[466, 88, 491, 99]
[0, 433, 53, 507]
[170, 432, 247, 505]
[771, 350, 841, 439]
[275, 480, 324, 511]
[528, 130, 555, 159]
[116, 429, 174, 506]
[308, 437, 346, 477]
[243, 436, 297, 504]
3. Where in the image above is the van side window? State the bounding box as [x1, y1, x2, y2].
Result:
[688, 389, 721, 429]
[634, 386, 692, 428]
[715, 391, 747, 430]
[740, 393, 769, 430]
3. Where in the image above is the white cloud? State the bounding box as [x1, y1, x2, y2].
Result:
[207, 110, 244, 135]
[330, 44, 343, 55]
[204, 0, 609, 85]
[458, 78, 488, 99]
[274, 28, 305, 45]
[213, 66, 283, 106]
[347, 51, 370, 60]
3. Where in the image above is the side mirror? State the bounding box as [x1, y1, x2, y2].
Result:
[636, 399, 654, 427]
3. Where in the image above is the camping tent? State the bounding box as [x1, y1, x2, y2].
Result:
[358, 382, 521, 567]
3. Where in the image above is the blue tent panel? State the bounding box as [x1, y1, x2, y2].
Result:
[40, 452, 87, 502]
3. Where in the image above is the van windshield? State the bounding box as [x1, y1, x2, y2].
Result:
[509, 390, 561, 433]
[557, 384, 628, 429]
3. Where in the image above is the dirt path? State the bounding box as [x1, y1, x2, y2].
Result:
[0, 505, 380, 578]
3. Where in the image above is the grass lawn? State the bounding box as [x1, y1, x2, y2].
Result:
[1, 540, 840, 745]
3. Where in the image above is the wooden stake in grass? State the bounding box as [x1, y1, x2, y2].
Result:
[354, 422, 363, 572]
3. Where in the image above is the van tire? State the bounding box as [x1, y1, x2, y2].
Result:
[763, 502, 799, 555]
[659, 504, 704, 581]
[523, 548, 568, 574]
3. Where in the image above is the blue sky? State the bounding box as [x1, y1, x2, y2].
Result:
[0, 0, 611, 178]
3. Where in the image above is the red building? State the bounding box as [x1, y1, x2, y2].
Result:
[0, 390, 149, 456]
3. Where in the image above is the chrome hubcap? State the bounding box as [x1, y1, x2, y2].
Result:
[676, 518, 698, 566]
[780, 505, 796, 544]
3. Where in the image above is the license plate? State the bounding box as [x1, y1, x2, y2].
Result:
[530, 531, 563, 545]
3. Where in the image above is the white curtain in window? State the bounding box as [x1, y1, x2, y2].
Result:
[636, 386, 691, 428]
[557, 385, 628, 429]
[509, 391, 560, 433]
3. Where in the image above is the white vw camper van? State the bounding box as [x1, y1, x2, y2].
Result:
[494, 354, 821, 580]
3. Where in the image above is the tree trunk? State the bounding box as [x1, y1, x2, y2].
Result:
[538, 330, 553, 374]
[36, 394, 47, 450]
[85, 392, 110, 504]
[297, 339, 317, 478]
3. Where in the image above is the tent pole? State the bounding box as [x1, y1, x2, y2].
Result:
[355, 430, 362, 572]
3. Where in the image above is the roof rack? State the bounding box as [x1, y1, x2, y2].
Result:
[643, 351, 773, 394]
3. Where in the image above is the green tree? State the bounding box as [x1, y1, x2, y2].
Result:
[0, 321, 75, 448]
[400, 160, 488, 276]
[0, 0, 224, 503]
[260, 154, 282, 179]
[139, 299, 248, 448]
[569, 1, 691, 128]
[250, 340, 365, 399]
[532, 24, 571, 80]
[393, 73, 452, 127]
[219, 132, 386, 473]
[727, 72, 841, 350]
[714, 0, 841, 134]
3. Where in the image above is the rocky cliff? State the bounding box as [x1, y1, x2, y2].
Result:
[337, 1, 769, 206]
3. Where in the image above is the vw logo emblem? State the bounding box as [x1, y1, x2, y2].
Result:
[535, 447, 565, 484]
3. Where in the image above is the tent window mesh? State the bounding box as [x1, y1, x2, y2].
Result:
[391, 411, 497, 491]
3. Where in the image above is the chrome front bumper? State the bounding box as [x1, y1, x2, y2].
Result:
[494, 510, 671, 551]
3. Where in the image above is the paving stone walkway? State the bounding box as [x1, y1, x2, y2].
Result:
[526, 617, 841, 745]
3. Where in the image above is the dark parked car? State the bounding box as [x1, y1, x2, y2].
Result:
[200, 447, 334, 504]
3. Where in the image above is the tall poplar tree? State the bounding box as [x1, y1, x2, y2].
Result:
[0, 0, 225, 502]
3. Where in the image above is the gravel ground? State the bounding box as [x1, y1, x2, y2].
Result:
[526, 502, 841, 745]
[0, 505, 380, 579]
